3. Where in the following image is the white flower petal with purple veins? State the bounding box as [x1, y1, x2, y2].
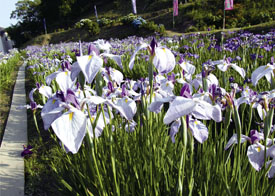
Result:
[224, 133, 251, 150]
[163, 97, 196, 124]
[265, 72, 274, 84]
[192, 100, 222, 122]
[129, 43, 148, 70]
[82, 96, 106, 106]
[207, 74, 219, 88]
[267, 145, 275, 158]
[70, 61, 81, 81]
[74, 89, 85, 102]
[236, 97, 250, 108]
[107, 97, 137, 120]
[29, 88, 37, 102]
[247, 143, 265, 171]
[192, 73, 219, 90]
[56, 71, 76, 92]
[252, 64, 274, 86]
[217, 62, 230, 72]
[46, 71, 61, 85]
[51, 107, 87, 154]
[39, 85, 52, 98]
[211, 60, 224, 66]
[153, 47, 175, 74]
[192, 92, 212, 104]
[266, 160, 275, 178]
[213, 59, 245, 78]
[169, 119, 181, 143]
[231, 64, 246, 78]
[101, 53, 123, 69]
[110, 69, 124, 85]
[179, 61, 196, 75]
[148, 94, 173, 113]
[93, 39, 112, 53]
[159, 80, 174, 97]
[254, 103, 266, 120]
[192, 74, 202, 90]
[41, 98, 64, 130]
[189, 119, 208, 143]
[77, 55, 103, 84]
[125, 120, 137, 132]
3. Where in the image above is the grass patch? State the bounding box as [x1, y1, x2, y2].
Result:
[24, 66, 65, 196]
[0, 52, 23, 145]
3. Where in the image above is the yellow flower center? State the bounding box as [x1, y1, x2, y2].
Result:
[69, 112, 74, 121]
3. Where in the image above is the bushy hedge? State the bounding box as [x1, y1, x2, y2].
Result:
[75, 19, 100, 36]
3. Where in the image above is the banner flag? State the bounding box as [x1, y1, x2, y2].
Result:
[225, 0, 233, 10]
[173, 0, 178, 16]
[132, 0, 137, 14]
[94, 5, 98, 20]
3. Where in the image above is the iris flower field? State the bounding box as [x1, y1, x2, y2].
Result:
[14, 30, 275, 195]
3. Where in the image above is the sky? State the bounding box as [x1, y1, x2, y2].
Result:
[0, 0, 19, 28]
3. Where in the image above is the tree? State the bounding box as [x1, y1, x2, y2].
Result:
[10, 0, 41, 23]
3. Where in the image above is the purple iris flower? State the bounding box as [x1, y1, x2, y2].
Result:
[229, 76, 235, 83]
[150, 37, 157, 56]
[30, 101, 38, 110]
[36, 82, 40, 89]
[56, 89, 80, 109]
[21, 145, 33, 157]
[66, 89, 80, 109]
[250, 130, 261, 144]
[121, 84, 128, 97]
[61, 61, 72, 71]
[88, 43, 100, 56]
[250, 54, 257, 60]
[178, 57, 184, 64]
[167, 73, 176, 84]
[180, 83, 192, 98]
[108, 81, 115, 93]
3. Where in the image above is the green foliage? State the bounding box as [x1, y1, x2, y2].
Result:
[120, 13, 138, 25]
[140, 21, 166, 35]
[97, 18, 114, 27]
[189, 0, 274, 30]
[0, 50, 22, 91]
[75, 19, 100, 36]
[7, 0, 275, 47]
[10, 0, 41, 23]
[185, 25, 198, 33]
[0, 50, 23, 142]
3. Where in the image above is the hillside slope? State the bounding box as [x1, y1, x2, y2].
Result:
[17, 0, 275, 47]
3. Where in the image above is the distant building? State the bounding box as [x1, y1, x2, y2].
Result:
[0, 27, 14, 53]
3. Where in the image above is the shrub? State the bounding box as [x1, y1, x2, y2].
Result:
[97, 18, 114, 27]
[185, 25, 198, 33]
[132, 17, 147, 29]
[140, 21, 166, 36]
[75, 19, 100, 36]
[120, 13, 138, 25]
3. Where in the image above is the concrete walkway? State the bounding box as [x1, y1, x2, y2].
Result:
[0, 63, 27, 196]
